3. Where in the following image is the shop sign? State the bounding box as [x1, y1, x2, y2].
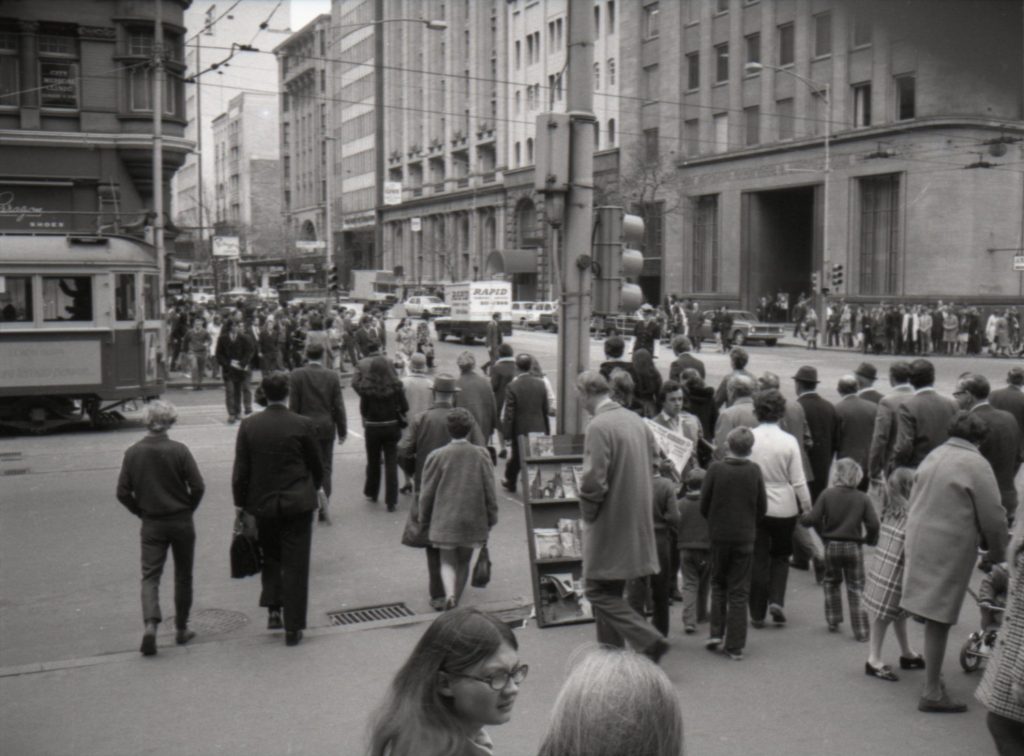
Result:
[1014, 255, 1024, 271]
[0, 184, 72, 230]
[39, 61, 79, 109]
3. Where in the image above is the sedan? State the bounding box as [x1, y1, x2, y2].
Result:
[403, 295, 450, 318]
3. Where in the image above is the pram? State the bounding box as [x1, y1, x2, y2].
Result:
[959, 584, 1005, 673]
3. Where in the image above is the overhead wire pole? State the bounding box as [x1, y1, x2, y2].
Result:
[557, 0, 596, 435]
[153, 0, 166, 317]
[373, 0, 385, 269]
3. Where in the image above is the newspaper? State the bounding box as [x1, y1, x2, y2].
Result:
[644, 420, 694, 479]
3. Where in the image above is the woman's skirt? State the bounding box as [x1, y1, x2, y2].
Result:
[863, 518, 908, 622]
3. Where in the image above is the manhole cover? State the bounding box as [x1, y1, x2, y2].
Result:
[327, 602, 414, 626]
[167, 608, 250, 636]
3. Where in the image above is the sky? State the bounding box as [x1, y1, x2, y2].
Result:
[290, 0, 332, 29]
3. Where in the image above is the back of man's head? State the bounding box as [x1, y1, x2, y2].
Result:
[837, 375, 859, 396]
[672, 335, 692, 355]
[758, 371, 780, 391]
[1008, 367, 1024, 387]
[889, 361, 912, 385]
[728, 374, 755, 400]
[515, 353, 533, 373]
[908, 359, 935, 390]
[604, 335, 625, 359]
[446, 408, 473, 439]
[498, 343, 514, 358]
[959, 373, 991, 401]
[305, 342, 325, 361]
[576, 369, 610, 398]
[730, 347, 749, 370]
[262, 371, 290, 402]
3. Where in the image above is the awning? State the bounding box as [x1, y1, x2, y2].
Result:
[485, 248, 538, 275]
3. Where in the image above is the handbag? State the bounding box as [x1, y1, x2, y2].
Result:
[401, 505, 431, 548]
[230, 512, 262, 578]
[471, 544, 492, 588]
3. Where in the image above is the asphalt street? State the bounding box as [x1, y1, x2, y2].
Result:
[1, 329, 1020, 755]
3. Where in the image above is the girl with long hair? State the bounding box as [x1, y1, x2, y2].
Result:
[367, 608, 525, 756]
[631, 348, 662, 418]
[352, 355, 408, 511]
[537, 646, 683, 756]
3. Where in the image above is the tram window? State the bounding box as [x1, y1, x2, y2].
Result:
[42, 276, 93, 321]
[115, 273, 137, 320]
[0, 276, 33, 322]
[142, 274, 159, 319]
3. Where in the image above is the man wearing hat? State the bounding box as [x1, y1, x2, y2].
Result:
[400, 374, 486, 610]
[501, 353, 551, 493]
[792, 366, 833, 575]
[855, 362, 883, 403]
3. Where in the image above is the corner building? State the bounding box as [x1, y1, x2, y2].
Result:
[643, 0, 1024, 309]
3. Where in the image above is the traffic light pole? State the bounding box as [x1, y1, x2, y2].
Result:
[556, 0, 596, 435]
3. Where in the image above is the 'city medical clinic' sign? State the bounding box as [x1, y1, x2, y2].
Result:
[39, 61, 79, 109]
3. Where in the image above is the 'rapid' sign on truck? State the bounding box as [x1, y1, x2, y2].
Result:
[434, 280, 513, 344]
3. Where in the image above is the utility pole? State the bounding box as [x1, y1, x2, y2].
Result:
[556, 0, 595, 434]
[153, 0, 166, 316]
[373, 0, 385, 269]
[324, 135, 334, 311]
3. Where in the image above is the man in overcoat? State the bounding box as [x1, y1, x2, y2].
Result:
[289, 343, 347, 524]
[454, 351, 499, 461]
[576, 370, 667, 663]
[793, 366, 834, 574]
[893, 359, 958, 469]
[867, 361, 914, 482]
[215, 317, 256, 424]
[232, 372, 323, 646]
[483, 312, 503, 374]
[500, 353, 551, 493]
[668, 336, 705, 382]
[834, 375, 878, 492]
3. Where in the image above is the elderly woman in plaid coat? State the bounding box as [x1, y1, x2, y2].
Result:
[861, 467, 924, 682]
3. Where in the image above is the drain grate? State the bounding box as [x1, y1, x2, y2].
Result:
[327, 602, 415, 626]
[167, 608, 250, 636]
[0, 452, 23, 461]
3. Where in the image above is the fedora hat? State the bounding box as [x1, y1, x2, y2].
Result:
[855, 362, 878, 381]
[792, 366, 819, 384]
[431, 374, 461, 393]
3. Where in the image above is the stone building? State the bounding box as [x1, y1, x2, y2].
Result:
[0, 0, 190, 236]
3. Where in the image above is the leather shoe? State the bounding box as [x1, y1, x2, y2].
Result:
[285, 630, 303, 647]
[900, 654, 926, 670]
[918, 689, 967, 713]
[865, 662, 899, 682]
[768, 603, 787, 625]
[267, 609, 283, 630]
[175, 628, 196, 646]
[140, 625, 157, 656]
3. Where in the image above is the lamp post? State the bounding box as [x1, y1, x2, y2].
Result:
[745, 61, 831, 326]
[327, 15, 447, 273]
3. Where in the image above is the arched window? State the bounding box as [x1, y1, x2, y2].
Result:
[607, 118, 616, 145]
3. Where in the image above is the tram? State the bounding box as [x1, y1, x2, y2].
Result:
[0, 233, 165, 432]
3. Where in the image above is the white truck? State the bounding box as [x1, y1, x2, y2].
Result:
[433, 280, 514, 344]
[351, 269, 401, 307]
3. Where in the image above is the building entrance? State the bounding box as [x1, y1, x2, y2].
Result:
[742, 186, 817, 320]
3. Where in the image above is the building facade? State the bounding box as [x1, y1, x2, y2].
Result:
[211, 91, 281, 259]
[645, 0, 1024, 309]
[0, 0, 191, 237]
[173, 0, 292, 245]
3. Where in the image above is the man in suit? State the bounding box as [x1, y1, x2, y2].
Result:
[855, 362, 884, 403]
[793, 366, 834, 574]
[893, 359, 958, 469]
[956, 373, 1023, 524]
[289, 343, 347, 524]
[501, 353, 551, 493]
[712, 375, 758, 460]
[576, 370, 667, 663]
[668, 336, 705, 382]
[867, 361, 915, 482]
[834, 375, 878, 491]
[489, 343, 517, 458]
[990, 366, 1024, 437]
[232, 372, 323, 646]
[483, 312, 503, 374]
[399, 374, 485, 610]
[215, 317, 256, 424]
[598, 335, 637, 383]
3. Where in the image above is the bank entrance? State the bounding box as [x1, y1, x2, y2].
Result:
[741, 185, 819, 318]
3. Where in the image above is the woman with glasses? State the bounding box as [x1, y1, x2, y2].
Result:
[367, 607, 526, 756]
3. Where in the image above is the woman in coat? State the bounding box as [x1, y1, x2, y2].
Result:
[900, 411, 1008, 713]
[417, 408, 498, 608]
[352, 356, 409, 511]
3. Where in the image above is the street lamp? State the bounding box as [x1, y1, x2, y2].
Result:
[745, 61, 831, 324]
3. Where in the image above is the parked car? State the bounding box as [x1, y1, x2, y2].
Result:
[525, 301, 557, 327]
[217, 287, 260, 306]
[694, 310, 785, 346]
[510, 301, 533, 326]
[403, 295, 450, 318]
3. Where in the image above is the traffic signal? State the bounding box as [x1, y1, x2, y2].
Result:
[327, 264, 340, 293]
[831, 263, 844, 291]
[592, 206, 645, 314]
[811, 271, 820, 292]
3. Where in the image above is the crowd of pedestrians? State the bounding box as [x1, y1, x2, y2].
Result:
[116, 297, 1024, 754]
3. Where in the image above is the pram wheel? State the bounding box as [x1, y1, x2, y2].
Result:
[959, 632, 984, 673]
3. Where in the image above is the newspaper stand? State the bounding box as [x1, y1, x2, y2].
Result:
[518, 433, 595, 628]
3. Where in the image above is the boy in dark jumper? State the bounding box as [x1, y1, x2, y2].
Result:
[677, 468, 710, 634]
[700, 427, 767, 660]
[801, 458, 880, 641]
[627, 459, 680, 637]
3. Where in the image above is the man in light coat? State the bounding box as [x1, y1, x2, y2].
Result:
[576, 370, 667, 663]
